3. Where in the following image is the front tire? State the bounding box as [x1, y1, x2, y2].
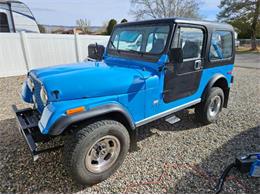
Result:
[195, 87, 224, 124]
[64, 120, 130, 185]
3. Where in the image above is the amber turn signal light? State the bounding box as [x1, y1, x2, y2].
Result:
[66, 106, 85, 115]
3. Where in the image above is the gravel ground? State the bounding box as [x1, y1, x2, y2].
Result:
[235, 53, 260, 69]
[0, 67, 259, 193]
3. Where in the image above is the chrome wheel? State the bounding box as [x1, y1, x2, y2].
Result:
[208, 96, 221, 118]
[85, 135, 121, 174]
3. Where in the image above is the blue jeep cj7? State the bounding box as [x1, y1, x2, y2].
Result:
[13, 18, 235, 185]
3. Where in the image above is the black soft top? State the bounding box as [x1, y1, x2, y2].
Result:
[116, 17, 234, 32]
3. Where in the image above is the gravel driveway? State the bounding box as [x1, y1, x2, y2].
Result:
[235, 53, 260, 69]
[0, 67, 259, 193]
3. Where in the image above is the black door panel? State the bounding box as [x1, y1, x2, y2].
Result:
[164, 63, 202, 102]
[163, 25, 206, 103]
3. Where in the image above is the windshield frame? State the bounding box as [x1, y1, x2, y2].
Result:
[106, 22, 174, 63]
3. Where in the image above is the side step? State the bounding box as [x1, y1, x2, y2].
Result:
[165, 115, 181, 125]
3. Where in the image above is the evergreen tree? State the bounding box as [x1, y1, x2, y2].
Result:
[218, 0, 260, 50]
[106, 19, 117, 35]
[121, 19, 128, 23]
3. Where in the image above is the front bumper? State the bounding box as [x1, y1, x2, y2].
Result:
[12, 105, 63, 161]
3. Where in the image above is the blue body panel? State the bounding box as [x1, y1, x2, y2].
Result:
[21, 80, 33, 103]
[30, 62, 145, 102]
[22, 54, 234, 135]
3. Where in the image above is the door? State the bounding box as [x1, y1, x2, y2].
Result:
[164, 25, 206, 103]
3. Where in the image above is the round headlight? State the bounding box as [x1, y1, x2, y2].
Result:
[27, 78, 34, 91]
[40, 87, 48, 105]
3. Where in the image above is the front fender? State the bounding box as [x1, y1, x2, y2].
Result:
[38, 100, 135, 136]
[49, 103, 135, 135]
[21, 80, 33, 103]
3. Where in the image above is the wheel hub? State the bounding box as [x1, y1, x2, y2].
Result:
[85, 135, 121, 174]
[208, 96, 221, 118]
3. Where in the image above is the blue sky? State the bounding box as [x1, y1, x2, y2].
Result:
[21, 0, 220, 26]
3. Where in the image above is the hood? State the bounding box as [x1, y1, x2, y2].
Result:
[30, 61, 146, 102]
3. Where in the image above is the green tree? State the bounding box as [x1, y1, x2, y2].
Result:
[121, 19, 128, 23]
[229, 18, 260, 39]
[218, 0, 260, 50]
[106, 19, 117, 35]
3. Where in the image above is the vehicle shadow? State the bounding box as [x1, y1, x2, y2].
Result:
[136, 109, 203, 142]
[169, 125, 260, 193]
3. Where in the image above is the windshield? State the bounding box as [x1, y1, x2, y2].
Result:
[108, 25, 170, 55]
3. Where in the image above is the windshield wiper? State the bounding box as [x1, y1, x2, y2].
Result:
[110, 40, 120, 54]
[110, 40, 116, 49]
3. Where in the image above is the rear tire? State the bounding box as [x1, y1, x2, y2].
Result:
[195, 87, 224, 124]
[64, 120, 130, 185]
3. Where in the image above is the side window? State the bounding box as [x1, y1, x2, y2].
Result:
[0, 12, 10, 32]
[210, 31, 233, 60]
[172, 27, 204, 60]
[11, 2, 40, 33]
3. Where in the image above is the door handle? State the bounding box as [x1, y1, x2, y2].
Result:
[194, 60, 202, 70]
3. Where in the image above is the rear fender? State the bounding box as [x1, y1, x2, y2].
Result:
[202, 74, 230, 108]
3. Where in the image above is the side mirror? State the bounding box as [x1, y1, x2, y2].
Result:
[168, 48, 183, 63]
[88, 43, 105, 61]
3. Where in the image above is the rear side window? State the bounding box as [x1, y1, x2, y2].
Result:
[0, 12, 10, 32]
[210, 31, 233, 60]
[11, 2, 40, 33]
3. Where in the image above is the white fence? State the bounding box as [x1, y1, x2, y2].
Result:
[238, 39, 260, 47]
[0, 33, 109, 77]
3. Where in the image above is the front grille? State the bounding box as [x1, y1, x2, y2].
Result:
[32, 78, 45, 113]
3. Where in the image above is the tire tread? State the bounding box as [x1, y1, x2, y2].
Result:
[64, 120, 129, 185]
[195, 87, 224, 124]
